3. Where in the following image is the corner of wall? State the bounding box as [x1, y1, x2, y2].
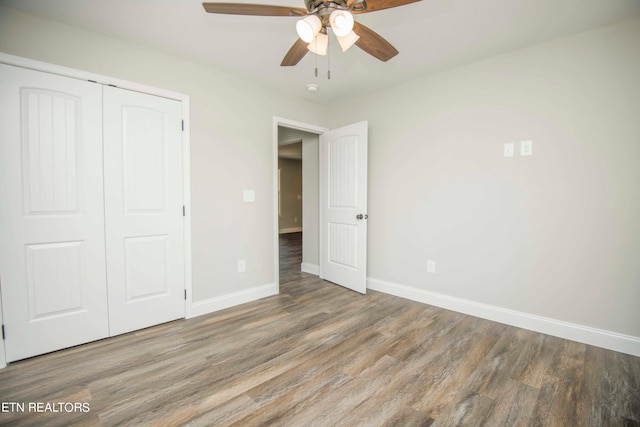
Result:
[189, 283, 277, 318]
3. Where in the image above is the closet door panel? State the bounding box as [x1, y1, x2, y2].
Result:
[103, 86, 185, 336]
[0, 64, 109, 362]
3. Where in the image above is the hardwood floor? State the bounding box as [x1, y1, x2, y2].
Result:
[1, 232, 639, 426]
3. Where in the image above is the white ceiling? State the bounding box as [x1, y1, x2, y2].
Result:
[2, 0, 639, 105]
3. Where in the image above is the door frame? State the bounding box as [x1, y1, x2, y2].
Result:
[0, 53, 193, 367]
[272, 117, 327, 292]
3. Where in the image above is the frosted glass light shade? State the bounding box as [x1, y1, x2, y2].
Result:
[337, 31, 360, 52]
[329, 10, 354, 37]
[296, 15, 322, 43]
[307, 32, 328, 55]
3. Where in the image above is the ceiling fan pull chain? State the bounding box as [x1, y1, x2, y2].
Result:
[327, 37, 331, 80]
[315, 43, 318, 77]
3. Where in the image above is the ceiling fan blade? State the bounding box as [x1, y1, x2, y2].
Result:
[350, 0, 421, 13]
[353, 22, 398, 62]
[203, 3, 307, 16]
[281, 38, 309, 66]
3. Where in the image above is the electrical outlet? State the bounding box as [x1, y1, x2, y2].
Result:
[237, 260, 246, 273]
[520, 140, 533, 156]
[504, 143, 514, 157]
[427, 260, 436, 273]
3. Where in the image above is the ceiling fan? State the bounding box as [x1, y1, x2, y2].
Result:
[202, 0, 421, 66]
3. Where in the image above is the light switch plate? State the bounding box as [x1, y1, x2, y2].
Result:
[504, 143, 514, 157]
[243, 190, 255, 202]
[521, 140, 533, 156]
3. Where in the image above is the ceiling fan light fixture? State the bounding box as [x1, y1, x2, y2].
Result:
[337, 30, 360, 52]
[329, 9, 354, 37]
[296, 15, 321, 43]
[307, 31, 328, 55]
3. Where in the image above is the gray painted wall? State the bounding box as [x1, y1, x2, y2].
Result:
[302, 133, 320, 268]
[329, 18, 640, 338]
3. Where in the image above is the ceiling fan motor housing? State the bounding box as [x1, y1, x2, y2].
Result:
[304, 0, 361, 16]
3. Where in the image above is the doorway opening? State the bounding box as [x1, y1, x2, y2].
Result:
[273, 118, 369, 294]
[273, 118, 326, 291]
[278, 138, 302, 284]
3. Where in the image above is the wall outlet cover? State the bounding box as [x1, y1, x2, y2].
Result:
[521, 140, 533, 156]
[427, 260, 436, 273]
[504, 143, 514, 157]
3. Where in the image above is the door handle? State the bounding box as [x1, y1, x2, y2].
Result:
[356, 214, 368, 220]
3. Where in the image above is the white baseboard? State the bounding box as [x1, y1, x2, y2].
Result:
[301, 262, 319, 275]
[188, 283, 277, 318]
[279, 227, 302, 234]
[367, 277, 640, 357]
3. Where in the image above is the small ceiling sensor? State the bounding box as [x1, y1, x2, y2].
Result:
[306, 83, 318, 92]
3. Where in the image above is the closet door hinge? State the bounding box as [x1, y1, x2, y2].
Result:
[183, 205, 186, 217]
[1, 324, 5, 341]
[184, 290, 187, 300]
[181, 120, 184, 131]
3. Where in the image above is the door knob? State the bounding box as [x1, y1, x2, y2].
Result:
[356, 214, 363, 220]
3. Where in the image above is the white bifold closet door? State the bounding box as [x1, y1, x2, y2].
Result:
[0, 64, 109, 362]
[0, 64, 186, 362]
[103, 86, 185, 336]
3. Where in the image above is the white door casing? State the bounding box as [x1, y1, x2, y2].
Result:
[0, 64, 109, 362]
[320, 121, 368, 294]
[103, 86, 186, 336]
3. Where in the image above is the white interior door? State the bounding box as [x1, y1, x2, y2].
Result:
[103, 86, 186, 336]
[0, 64, 109, 362]
[320, 121, 368, 293]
